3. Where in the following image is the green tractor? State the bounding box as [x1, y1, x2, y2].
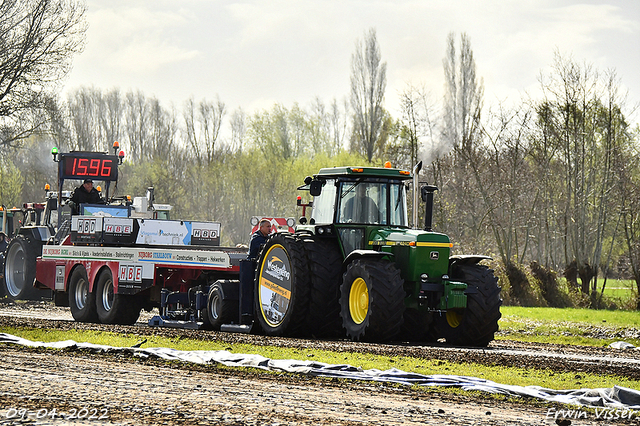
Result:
[251, 165, 501, 346]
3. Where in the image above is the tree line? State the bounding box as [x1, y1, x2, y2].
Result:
[1, 1, 639, 308]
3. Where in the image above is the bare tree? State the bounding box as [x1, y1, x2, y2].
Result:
[350, 28, 387, 161]
[390, 83, 437, 169]
[125, 91, 148, 163]
[442, 32, 484, 154]
[230, 107, 246, 153]
[0, 0, 86, 146]
[101, 89, 123, 151]
[440, 32, 485, 254]
[329, 98, 349, 155]
[183, 96, 225, 164]
[67, 87, 101, 151]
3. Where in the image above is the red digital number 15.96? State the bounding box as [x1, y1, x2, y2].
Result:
[72, 158, 112, 177]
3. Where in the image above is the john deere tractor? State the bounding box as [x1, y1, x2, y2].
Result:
[250, 164, 501, 346]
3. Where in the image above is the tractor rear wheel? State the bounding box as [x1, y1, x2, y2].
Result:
[254, 233, 311, 337]
[96, 269, 141, 325]
[2, 235, 42, 300]
[339, 258, 405, 342]
[432, 263, 502, 347]
[303, 237, 343, 337]
[68, 267, 98, 323]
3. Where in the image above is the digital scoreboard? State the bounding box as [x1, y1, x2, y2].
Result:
[59, 152, 119, 181]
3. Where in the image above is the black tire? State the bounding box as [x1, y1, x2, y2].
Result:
[0, 253, 6, 298]
[399, 308, 433, 342]
[68, 267, 98, 323]
[339, 258, 405, 342]
[2, 235, 42, 300]
[303, 237, 344, 337]
[254, 233, 311, 337]
[432, 263, 502, 347]
[203, 281, 239, 330]
[95, 269, 141, 325]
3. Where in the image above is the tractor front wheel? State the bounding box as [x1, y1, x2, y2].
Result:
[432, 263, 502, 347]
[339, 258, 405, 342]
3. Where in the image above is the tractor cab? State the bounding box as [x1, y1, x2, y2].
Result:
[300, 166, 412, 255]
[299, 166, 453, 284]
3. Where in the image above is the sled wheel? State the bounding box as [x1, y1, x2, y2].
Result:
[96, 269, 140, 325]
[203, 281, 239, 330]
[69, 267, 98, 323]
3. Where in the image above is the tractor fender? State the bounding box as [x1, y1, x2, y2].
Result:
[17, 226, 51, 243]
[449, 254, 492, 268]
[342, 250, 394, 273]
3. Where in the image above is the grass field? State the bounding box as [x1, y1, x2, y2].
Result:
[498, 306, 640, 347]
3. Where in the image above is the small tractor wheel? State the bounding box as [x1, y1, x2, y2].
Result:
[339, 258, 405, 342]
[432, 263, 502, 347]
[254, 233, 311, 337]
[303, 237, 343, 337]
[2, 235, 42, 300]
[96, 269, 141, 325]
[204, 281, 239, 330]
[68, 267, 98, 323]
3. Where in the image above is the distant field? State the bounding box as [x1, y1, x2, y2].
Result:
[501, 305, 640, 328]
[598, 278, 637, 299]
[499, 305, 640, 347]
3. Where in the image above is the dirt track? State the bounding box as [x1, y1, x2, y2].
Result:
[1, 301, 639, 425]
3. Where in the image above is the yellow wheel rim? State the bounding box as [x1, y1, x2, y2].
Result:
[349, 277, 369, 324]
[446, 310, 463, 328]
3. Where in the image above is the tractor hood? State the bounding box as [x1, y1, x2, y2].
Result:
[368, 228, 452, 285]
[368, 228, 452, 248]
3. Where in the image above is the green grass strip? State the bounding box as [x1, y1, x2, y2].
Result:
[1, 326, 638, 393]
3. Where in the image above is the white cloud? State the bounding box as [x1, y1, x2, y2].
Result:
[63, 0, 640, 124]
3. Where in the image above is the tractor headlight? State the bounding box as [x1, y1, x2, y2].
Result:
[420, 273, 429, 282]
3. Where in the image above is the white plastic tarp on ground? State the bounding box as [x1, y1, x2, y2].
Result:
[1, 332, 639, 410]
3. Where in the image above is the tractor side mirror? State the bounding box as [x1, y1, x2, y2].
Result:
[309, 179, 323, 197]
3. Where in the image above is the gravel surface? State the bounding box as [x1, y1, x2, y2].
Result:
[1, 300, 640, 425]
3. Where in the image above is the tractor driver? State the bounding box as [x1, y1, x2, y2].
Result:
[248, 219, 272, 260]
[68, 178, 104, 215]
[342, 183, 379, 224]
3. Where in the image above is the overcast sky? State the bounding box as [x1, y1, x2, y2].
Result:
[62, 0, 640, 127]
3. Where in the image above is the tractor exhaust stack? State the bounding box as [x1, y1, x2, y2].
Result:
[421, 185, 438, 232]
[412, 161, 422, 229]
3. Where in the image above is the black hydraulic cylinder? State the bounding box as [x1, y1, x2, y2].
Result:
[421, 185, 438, 232]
